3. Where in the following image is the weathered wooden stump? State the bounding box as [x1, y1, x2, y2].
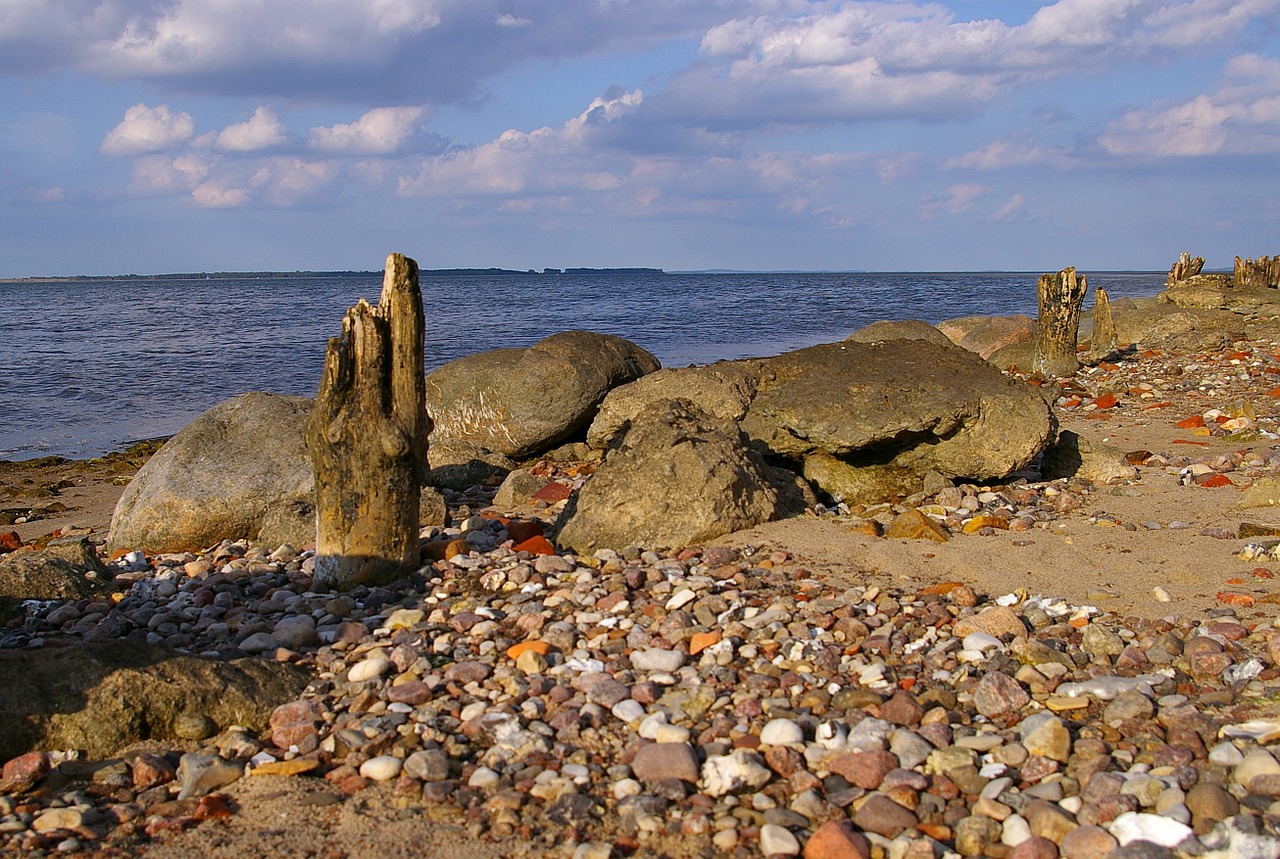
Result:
[1033, 266, 1087, 378]
[1090, 285, 1117, 361]
[305, 253, 429, 590]
[1235, 255, 1280, 290]
[1167, 252, 1205, 285]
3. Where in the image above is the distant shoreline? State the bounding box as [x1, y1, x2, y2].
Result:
[0, 266, 1181, 283]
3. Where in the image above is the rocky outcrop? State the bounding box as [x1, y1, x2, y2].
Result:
[556, 400, 796, 553]
[0, 640, 308, 761]
[0, 536, 114, 622]
[1114, 306, 1246, 353]
[579, 339, 1054, 519]
[108, 393, 316, 554]
[426, 331, 660, 461]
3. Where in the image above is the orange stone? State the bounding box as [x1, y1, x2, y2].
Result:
[1217, 591, 1256, 607]
[506, 519, 544, 544]
[1125, 450, 1153, 465]
[506, 640, 552, 660]
[1142, 402, 1172, 410]
[531, 482, 572, 503]
[920, 581, 966, 596]
[1176, 415, 1206, 429]
[513, 534, 557, 556]
[1267, 386, 1280, 398]
[251, 758, 320, 777]
[1172, 439, 1211, 447]
[689, 630, 722, 656]
[962, 515, 1009, 534]
[1199, 474, 1234, 488]
[1091, 393, 1119, 409]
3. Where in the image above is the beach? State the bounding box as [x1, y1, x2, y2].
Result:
[3, 294, 1280, 859]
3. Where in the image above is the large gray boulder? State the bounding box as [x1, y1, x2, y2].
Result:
[936, 314, 1035, 359]
[1112, 305, 1246, 353]
[846, 319, 952, 346]
[739, 339, 1054, 479]
[0, 640, 308, 761]
[586, 361, 762, 451]
[426, 331, 660, 461]
[108, 392, 315, 554]
[555, 400, 795, 553]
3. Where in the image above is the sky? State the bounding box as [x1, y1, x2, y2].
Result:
[1, 0, 1278, 277]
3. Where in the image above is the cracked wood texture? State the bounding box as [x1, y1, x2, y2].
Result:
[1033, 266, 1087, 378]
[306, 253, 429, 590]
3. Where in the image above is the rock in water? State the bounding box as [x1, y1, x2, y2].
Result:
[108, 392, 315, 554]
[426, 330, 660, 460]
[555, 400, 791, 553]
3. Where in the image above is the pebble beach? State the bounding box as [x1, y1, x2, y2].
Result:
[4, 326, 1280, 859]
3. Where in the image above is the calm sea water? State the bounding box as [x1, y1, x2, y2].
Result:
[0, 270, 1165, 461]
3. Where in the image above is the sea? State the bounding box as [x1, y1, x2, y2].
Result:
[0, 270, 1167, 461]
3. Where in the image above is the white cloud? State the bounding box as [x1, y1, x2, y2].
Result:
[101, 103, 196, 155]
[946, 139, 1076, 170]
[128, 153, 212, 195]
[18, 187, 66, 206]
[918, 183, 991, 219]
[991, 194, 1026, 221]
[191, 180, 250, 208]
[310, 107, 425, 155]
[215, 107, 287, 152]
[496, 14, 531, 28]
[1100, 53, 1280, 156]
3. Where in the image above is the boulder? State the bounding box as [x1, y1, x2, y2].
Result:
[739, 339, 1054, 479]
[936, 314, 1035, 359]
[0, 536, 114, 623]
[1112, 306, 1246, 353]
[108, 393, 315, 554]
[1040, 430, 1137, 484]
[0, 640, 308, 761]
[426, 331, 660, 460]
[586, 361, 761, 452]
[427, 438, 515, 491]
[802, 453, 922, 506]
[555, 400, 794, 553]
[846, 318, 952, 346]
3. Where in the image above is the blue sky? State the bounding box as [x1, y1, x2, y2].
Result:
[1, 0, 1277, 277]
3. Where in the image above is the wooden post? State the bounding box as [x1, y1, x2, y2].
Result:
[1090, 285, 1116, 362]
[305, 253, 429, 590]
[1167, 252, 1204, 285]
[1033, 266, 1087, 378]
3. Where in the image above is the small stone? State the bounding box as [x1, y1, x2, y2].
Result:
[1059, 825, 1119, 859]
[700, 750, 772, 797]
[826, 750, 898, 790]
[803, 820, 871, 859]
[1020, 713, 1071, 763]
[1184, 783, 1239, 833]
[1233, 748, 1280, 786]
[359, 755, 403, 782]
[348, 656, 390, 682]
[631, 648, 685, 672]
[403, 749, 451, 782]
[760, 718, 804, 746]
[954, 605, 1027, 639]
[760, 822, 802, 856]
[632, 743, 700, 784]
[272, 615, 319, 648]
[885, 508, 950, 542]
[974, 672, 1031, 718]
[177, 753, 244, 800]
[852, 793, 918, 838]
[1008, 835, 1058, 859]
[954, 815, 1004, 856]
[1107, 811, 1192, 848]
[250, 758, 319, 777]
[32, 807, 86, 834]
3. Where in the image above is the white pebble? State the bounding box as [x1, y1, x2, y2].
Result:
[1001, 814, 1031, 846]
[347, 656, 390, 683]
[611, 699, 645, 723]
[759, 718, 803, 746]
[758, 823, 800, 856]
[468, 766, 500, 789]
[666, 588, 697, 610]
[359, 755, 402, 782]
[1108, 811, 1192, 847]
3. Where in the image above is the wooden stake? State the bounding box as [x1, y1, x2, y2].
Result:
[305, 253, 429, 590]
[1033, 266, 1087, 378]
[1091, 285, 1116, 362]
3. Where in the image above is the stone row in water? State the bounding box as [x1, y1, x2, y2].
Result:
[4, 505, 1280, 858]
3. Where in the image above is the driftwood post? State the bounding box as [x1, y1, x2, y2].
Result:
[1090, 285, 1117, 361]
[1033, 266, 1088, 377]
[306, 253, 429, 590]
